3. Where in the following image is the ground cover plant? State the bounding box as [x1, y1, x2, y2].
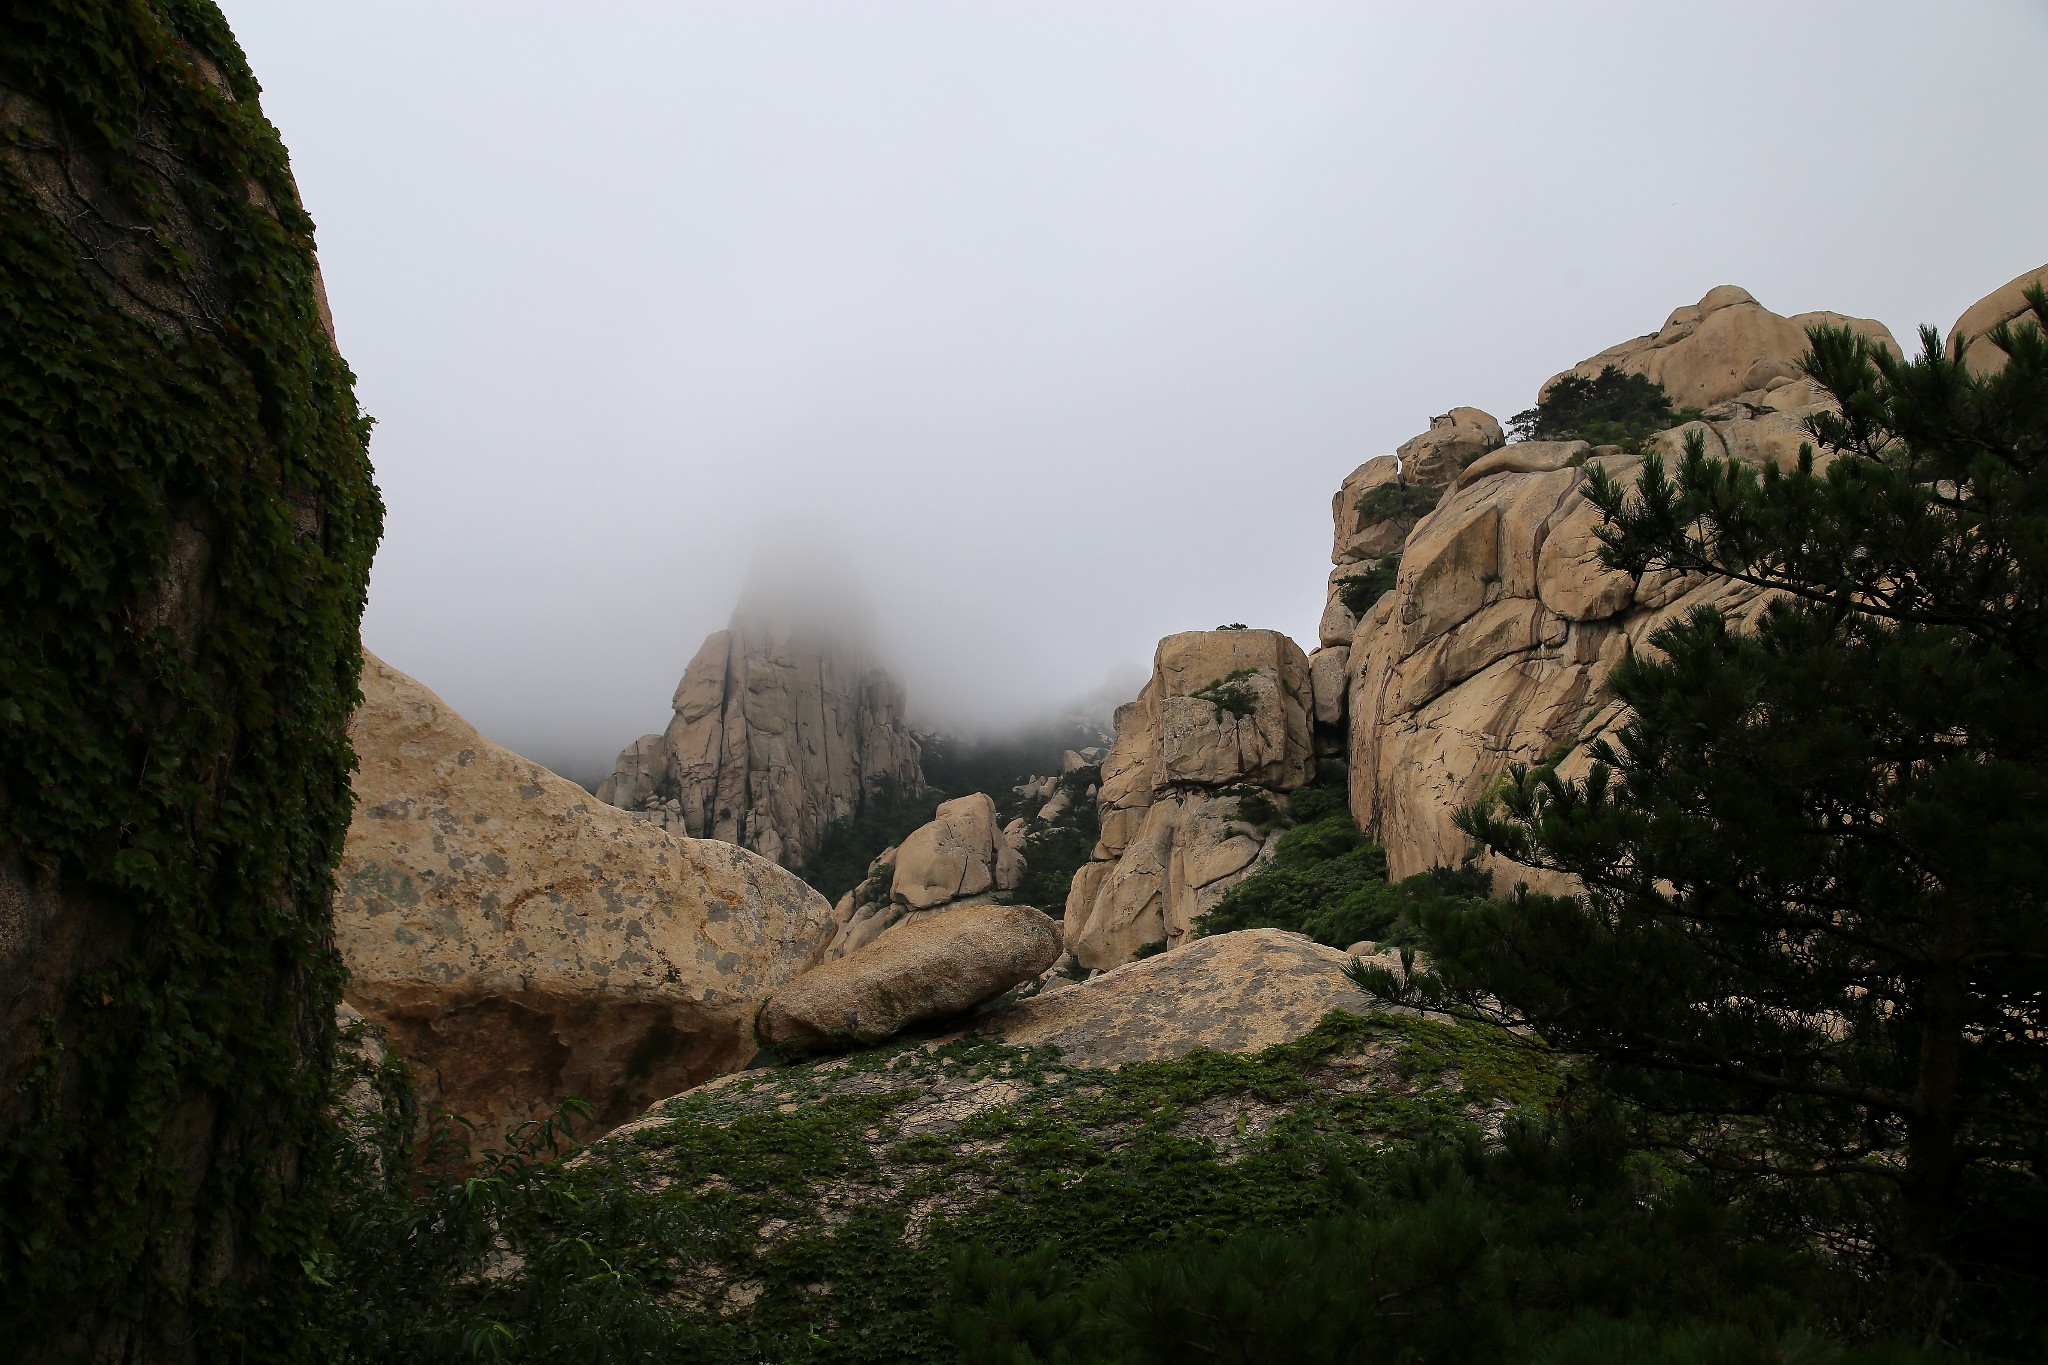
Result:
[320, 1010, 1564, 1362]
[1195, 776, 1489, 950]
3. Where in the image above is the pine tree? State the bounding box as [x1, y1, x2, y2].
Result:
[1367, 296, 2048, 1341]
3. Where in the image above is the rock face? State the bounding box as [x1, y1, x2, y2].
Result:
[1322, 409, 1505, 648]
[758, 902, 1062, 1050]
[891, 793, 1025, 910]
[1542, 284, 1896, 413]
[1947, 263, 2048, 377]
[1341, 290, 1902, 882]
[974, 929, 1381, 1067]
[596, 600, 923, 868]
[1063, 630, 1313, 968]
[337, 652, 840, 1140]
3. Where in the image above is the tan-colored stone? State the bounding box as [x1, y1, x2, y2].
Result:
[596, 600, 923, 868]
[1947, 263, 2048, 378]
[336, 653, 837, 1140]
[1544, 284, 1896, 412]
[1309, 646, 1349, 728]
[976, 930, 1380, 1068]
[891, 793, 1012, 910]
[758, 902, 1062, 1049]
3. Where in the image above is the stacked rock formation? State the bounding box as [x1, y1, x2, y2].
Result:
[1063, 629, 1314, 969]
[824, 793, 1030, 958]
[336, 653, 842, 1141]
[1332, 284, 1905, 882]
[596, 599, 924, 869]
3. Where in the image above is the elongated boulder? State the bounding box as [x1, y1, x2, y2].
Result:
[757, 902, 1062, 1049]
[337, 652, 839, 1139]
[976, 929, 1381, 1067]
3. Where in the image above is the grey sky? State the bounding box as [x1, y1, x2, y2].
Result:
[222, 1, 2047, 783]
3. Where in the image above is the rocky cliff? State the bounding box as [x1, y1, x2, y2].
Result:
[596, 598, 924, 869]
[1333, 284, 1907, 881]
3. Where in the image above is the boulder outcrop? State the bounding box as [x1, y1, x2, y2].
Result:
[1063, 630, 1312, 968]
[819, 792, 1034, 959]
[757, 901, 1062, 1050]
[1340, 288, 1902, 882]
[1322, 409, 1506, 647]
[336, 652, 839, 1140]
[1947, 263, 2048, 377]
[974, 928, 1382, 1067]
[1542, 283, 1896, 413]
[596, 597, 923, 868]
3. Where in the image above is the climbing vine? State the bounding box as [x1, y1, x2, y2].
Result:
[0, 2, 381, 1358]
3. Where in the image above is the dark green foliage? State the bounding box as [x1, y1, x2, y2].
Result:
[920, 720, 1107, 803]
[943, 1112, 1949, 1365]
[1196, 778, 1490, 949]
[1009, 765, 1102, 913]
[1335, 554, 1400, 616]
[1191, 669, 1259, 722]
[323, 1011, 1559, 1362]
[1508, 364, 1693, 447]
[1387, 306, 2048, 1350]
[1353, 480, 1444, 525]
[0, 2, 381, 1357]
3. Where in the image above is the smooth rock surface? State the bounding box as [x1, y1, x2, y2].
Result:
[976, 929, 1381, 1067]
[337, 652, 838, 1140]
[890, 793, 1023, 910]
[759, 902, 1062, 1049]
[1947, 263, 2048, 377]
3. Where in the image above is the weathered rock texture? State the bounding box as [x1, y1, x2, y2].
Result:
[823, 793, 1030, 958]
[597, 600, 923, 868]
[1342, 288, 1902, 881]
[1063, 630, 1312, 969]
[337, 653, 839, 1140]
[975, 929, 1381, 1067]
[1322, 409, 1505, 648]
[1947, 263, 2048, 377]
[758, 901, 1061, 1050]
[1543, 283, 1897, 412]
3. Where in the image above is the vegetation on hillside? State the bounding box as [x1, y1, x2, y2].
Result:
[1336, 553, 1401, 616]
[795, 720, 1109, 903]
[1195, 776, 1488, 950]
[1374, 306, 2048, 1351]
[1507, 364, 1700, 447]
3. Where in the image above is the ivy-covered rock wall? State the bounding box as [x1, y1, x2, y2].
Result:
[0, 3, 381, 1359]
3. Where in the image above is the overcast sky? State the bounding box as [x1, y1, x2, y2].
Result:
[222, 1, 2047, 783]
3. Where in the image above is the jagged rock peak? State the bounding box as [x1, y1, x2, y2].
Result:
[597, 587, 923, 868]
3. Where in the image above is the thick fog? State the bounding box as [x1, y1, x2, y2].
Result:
[223, 1, 2048, 784]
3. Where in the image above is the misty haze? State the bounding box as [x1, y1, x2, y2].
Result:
[222, 2, 2048, 785]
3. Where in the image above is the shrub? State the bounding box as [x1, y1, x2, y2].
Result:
[1336, 555, 1400, 615]
[1353, 481, 1443, 525]
[1507, 364, 1690, 448]
[1192, 669, 1260, 722]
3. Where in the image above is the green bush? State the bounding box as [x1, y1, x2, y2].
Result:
[1507, 364, 1695, 448]
[1353, 481, 1443, 525]
[1196, 778, 1489, 950]
[1192, 669, 1260, 722]
[1336, 555, 1400, 616]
